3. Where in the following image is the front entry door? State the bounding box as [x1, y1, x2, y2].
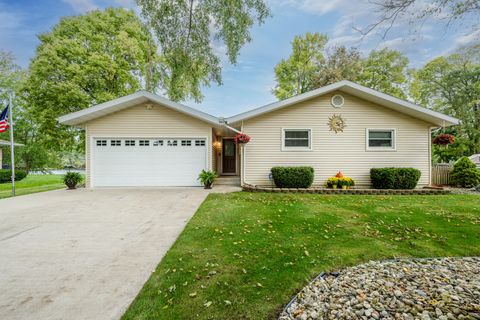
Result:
[222, 139, 236, 174]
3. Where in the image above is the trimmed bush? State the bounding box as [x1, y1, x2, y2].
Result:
[370, 168, 421, 189]
[450, 156, 480, 188]
[0, 169, 27, 183]
[271, 166, 314, 188]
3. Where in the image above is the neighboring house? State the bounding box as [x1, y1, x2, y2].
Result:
[0, 139, 23, 169]
[469, 154, 480, 169]
[58, 80, 459, 188]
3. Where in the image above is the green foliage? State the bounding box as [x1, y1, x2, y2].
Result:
[198, 170, 218, 187]
[63, 172, 83, 189]
[23, 8, 159, 151]
[273, 32, 327, 99]
[273, 34, 409, 100]
[271, 166, 314, 188]
[357, 48, 409, 99]
[410, 49, 480, 156]
[450, 156, 480, 188]
[137, 0, 270, 102]
[314, 46, 362, 87]
[0, 169, 27, 183]
[370, 168, 421, 189]
[0, 51, 26, 104]
[122, 192, 480, 319]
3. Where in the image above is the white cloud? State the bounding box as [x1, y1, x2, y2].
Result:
[62, 0, 98, 13]
[453, 29, 480, 47]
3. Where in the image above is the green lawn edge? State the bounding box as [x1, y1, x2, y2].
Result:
[122, 192, 480, 320]
[0, 174, 65, 199]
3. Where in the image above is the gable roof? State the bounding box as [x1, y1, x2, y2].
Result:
[58, 91, 220, 126]
[226, 80, 460, 127]
[58, 81, 460, 128]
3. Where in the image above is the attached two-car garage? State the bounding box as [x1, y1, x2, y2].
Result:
[92, 137, 207, 187]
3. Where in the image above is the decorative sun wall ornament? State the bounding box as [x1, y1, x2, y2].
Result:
[328, 114, 346, 133]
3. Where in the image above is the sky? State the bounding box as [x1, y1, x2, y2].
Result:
[0, 0, 478, 117]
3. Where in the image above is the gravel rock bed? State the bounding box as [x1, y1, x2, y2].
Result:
[279, 258, 480, 320]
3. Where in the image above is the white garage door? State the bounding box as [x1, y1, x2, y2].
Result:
[92, 138, 207, 187]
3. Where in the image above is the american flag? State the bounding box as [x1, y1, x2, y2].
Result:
[0, 105, 9, 133]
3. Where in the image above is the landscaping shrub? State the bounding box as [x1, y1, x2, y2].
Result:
[450, 156, 480, 188]
[271, 166, 314, 188]
[0, 169, 27, 183]
[370, 168, 421, 189]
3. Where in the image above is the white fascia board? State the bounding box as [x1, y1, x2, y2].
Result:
[58, 91, 221, 126]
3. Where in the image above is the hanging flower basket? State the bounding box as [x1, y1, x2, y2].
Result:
[234, 133, 251, 144]
[433, 133, 455, 146]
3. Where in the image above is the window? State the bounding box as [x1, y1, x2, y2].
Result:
[195, 140, 206, 146]
[167, 140, 178, 146]
[125, 140, 135, 146]
[96, 140, 107, 146]
[181, 140, 192, 146]
[139, 140, 150, 146]
[111, 140, 121, 146]
[282, 129, 312, 150]
[153, 140, 164, 146]
[367, 129, 396, 150]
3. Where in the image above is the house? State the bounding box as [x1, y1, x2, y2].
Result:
[0, 139, 23, 169]
[58, 80, 459, 188]
[469, 154, 480, 169]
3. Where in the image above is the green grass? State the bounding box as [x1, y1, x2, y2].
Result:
[123, 193, 480, 320]
[0, 174, 65, 199]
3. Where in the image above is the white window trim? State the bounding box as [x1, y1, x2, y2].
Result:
[281, 128, 313, 151]
[366, 128, 397, 151]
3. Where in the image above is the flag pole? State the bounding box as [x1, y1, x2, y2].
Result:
[9, 92, 15, 197]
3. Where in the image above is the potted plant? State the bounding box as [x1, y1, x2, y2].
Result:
[433, 133, 455, 146]
[233, 133, 251, 144]
[338, 177, 348, 190]
[198, 170, 218, 189]
[63, 172, 83, 190]
[326, 177, 339, 189]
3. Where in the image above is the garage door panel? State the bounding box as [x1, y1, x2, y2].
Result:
[93, 138, 207, 187]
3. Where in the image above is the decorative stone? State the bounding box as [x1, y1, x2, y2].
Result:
[278, 258, 480, 320]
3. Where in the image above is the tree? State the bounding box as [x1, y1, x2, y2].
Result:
[357, 48, 409, 98]
[273, 32, 328, 100]
[273, 33, 409, 99]
[136, 0, 270, 102]
[314, 46, 362, 88]
[358, 0, 480, 37]
[23, 8, 160, 150]
[410, 50, 480, 156]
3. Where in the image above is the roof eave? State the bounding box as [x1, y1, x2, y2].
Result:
[226, 80, 460, 127]
[58, 91, 221, 127]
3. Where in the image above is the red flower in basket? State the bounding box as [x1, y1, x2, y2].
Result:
[234, 133, 251, 144]
[433, 134, 455, 146]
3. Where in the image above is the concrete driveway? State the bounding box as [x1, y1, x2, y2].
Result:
[0, 187, 237, 320]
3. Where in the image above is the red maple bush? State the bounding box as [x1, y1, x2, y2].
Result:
[234, 133, 251, 144]
[433, 133, 455, 146]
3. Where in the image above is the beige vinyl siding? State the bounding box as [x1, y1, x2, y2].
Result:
[242, 91, 432, 187]
[84, 103, 213, 187]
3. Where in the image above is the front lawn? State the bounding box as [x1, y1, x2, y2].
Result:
[122, 193, 480, 320]
[0, 174, 65, 199]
